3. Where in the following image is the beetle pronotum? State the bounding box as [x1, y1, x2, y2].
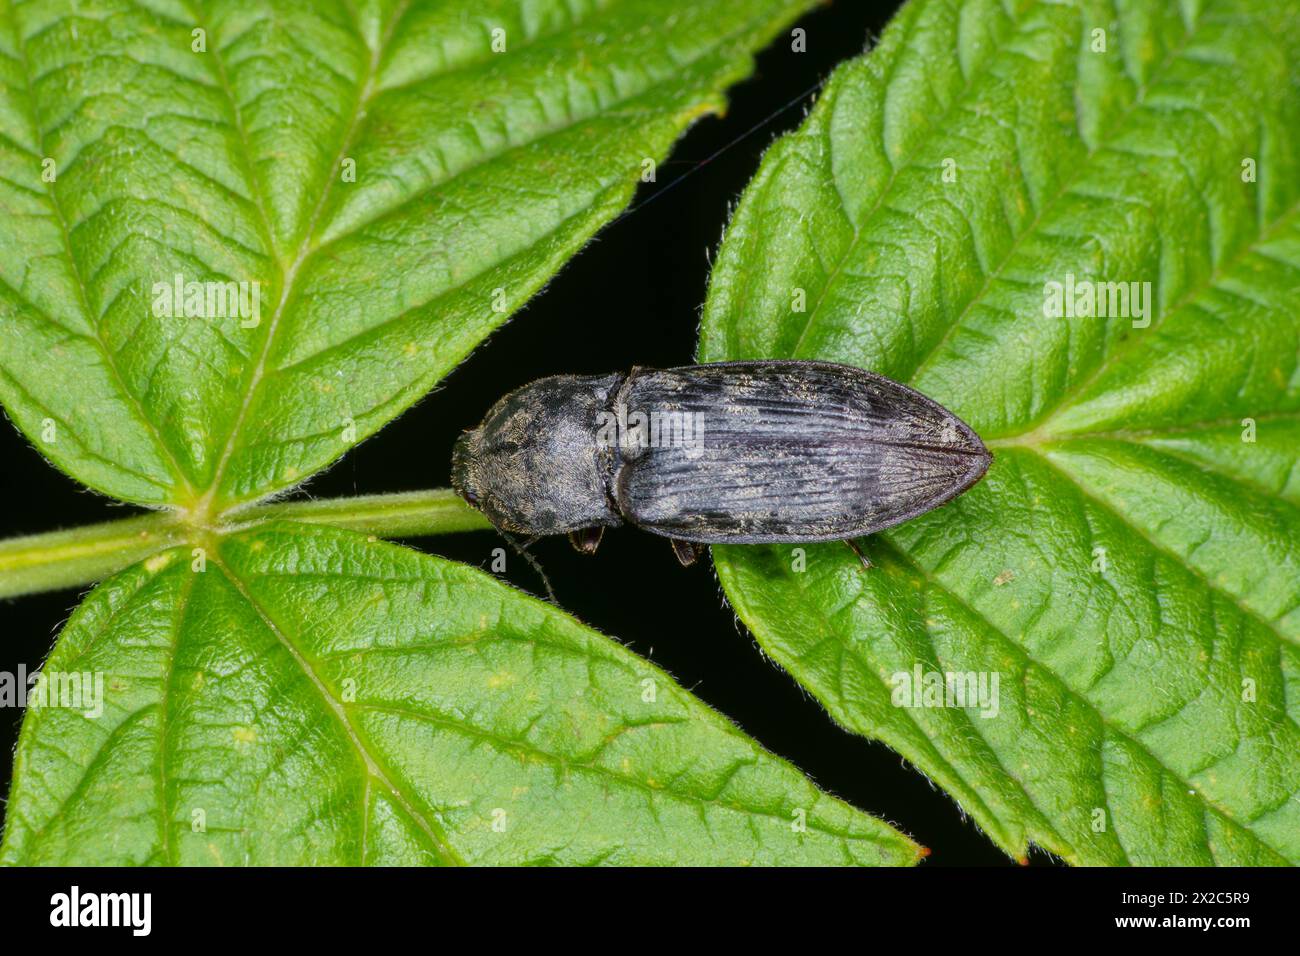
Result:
[451, 360, 991, 567]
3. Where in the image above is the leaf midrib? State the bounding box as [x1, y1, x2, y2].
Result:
[987, 410, 1300, 448]
[193, 0, 413, 521]
[237, 558, 913, 849]
[1029, 448, 1300, 650]
[193, 0, 799, 516]
[1021, 195, 1300, 440]
[355, 699, 888, 847]
[154, 566, 195, 864]
[285, 5, 807, 350]
[209, 547, 465, 866]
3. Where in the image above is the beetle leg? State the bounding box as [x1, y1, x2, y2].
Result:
[670, 539, 704, 567]
[843, 538, 873, 570]
[568, 527, 604, 555]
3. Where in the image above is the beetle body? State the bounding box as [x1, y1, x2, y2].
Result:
[452, 361, 991, 558]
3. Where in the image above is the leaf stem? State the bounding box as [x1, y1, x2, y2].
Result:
[226, 489, 492, 538]
[0, 489, 491, 600]
[0, 513, 188, 600]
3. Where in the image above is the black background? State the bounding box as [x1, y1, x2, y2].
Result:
[0, 1, 1050, 866]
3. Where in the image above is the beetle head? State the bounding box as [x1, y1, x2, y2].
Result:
[452, 374, 623, 536]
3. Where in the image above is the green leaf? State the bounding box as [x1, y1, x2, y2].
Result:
[0, 0, 815, 514]
[0, 0, 923, 867]
[700, 0, 1300, 865]
[0, 521, 920, 866]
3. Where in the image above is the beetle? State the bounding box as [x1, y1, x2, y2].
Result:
[451, 360, 991, 566]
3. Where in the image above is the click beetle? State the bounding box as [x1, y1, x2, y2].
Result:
[451, 361, 991, 566]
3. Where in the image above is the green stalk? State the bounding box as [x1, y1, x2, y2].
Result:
[0, 513, 187, 599]
[226, 489, 491, 537]
[0, 489, 491, 600]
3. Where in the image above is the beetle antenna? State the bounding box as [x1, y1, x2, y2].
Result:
[498, 530, 558, 605]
